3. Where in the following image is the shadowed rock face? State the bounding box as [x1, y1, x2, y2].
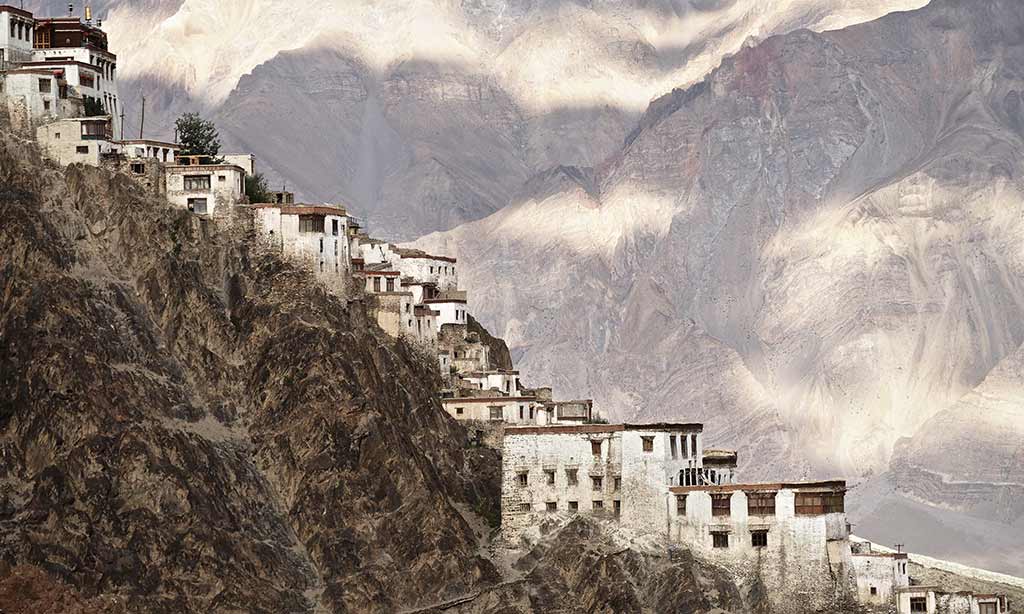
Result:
[415, 0, 1024, 574]
[0, 129, 502, 612]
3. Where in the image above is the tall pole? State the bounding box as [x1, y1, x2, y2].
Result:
[119, 108, 125, 141]
[138, 95, 145, 140]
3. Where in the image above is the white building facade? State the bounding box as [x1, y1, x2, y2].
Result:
[253, 203, 352, 292]
[36, 115, 114, 165]
[165, 163, 246, 216]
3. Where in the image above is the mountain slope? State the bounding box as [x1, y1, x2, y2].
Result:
[0, 126, 502, 612]
[26, 0, 926, 239]
[415, 0, 1024, 574]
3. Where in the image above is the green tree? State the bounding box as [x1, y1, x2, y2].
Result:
[175, 112, 221, 158]
[245, 172, 271, 203]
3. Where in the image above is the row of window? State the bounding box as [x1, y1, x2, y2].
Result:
[518, 499, 622, 515]
[711, 530, 768, 549]
[674, 491, 844, 517]
[371, 277, 395, 292]
[516, 469, 622, 492]
[428, 265, 455, 276]
[10, 20, 31, 42]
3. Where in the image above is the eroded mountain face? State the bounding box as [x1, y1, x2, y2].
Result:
[415, 0, 1024, 573]
[0, 129, 505, 612]
[24, 0, 925, 239]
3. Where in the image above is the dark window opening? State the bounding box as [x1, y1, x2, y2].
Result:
[870, 587, 877, 596]
[130, 162, 145, 175]
[75, 145, 88, 154]
[613, 500, 621, 516]
[910, 597, 927, 613]
[372, 277, 381, 293]
[517, 472, 528, 487]
[794, 492, 845, 515]
[545, 470, 555, 485]
[489, 406, 502, 421]
[676, 494, 687, 515]
[751, 530, 768, 548]
[386, 278, 394, 292]
[332, 219, 339, 235]
[591, 440, 601, 456]
[670, 435, 678, 459]
[568, 500, 578, 511]
[712, 532, 729, 549]
[642, 436, 654, 452]
[298, 214, 325, 233]
[546, 501, 557, 512]
[566, 469, 578, 486]
[592, 500, 603, 510]
[591, 476, 602, 491]
[183, 174, 211, 191]
[518, 503, 530, 512]
[187, 198, 208, 215]
[613, 477, 621, 491]
[38, 78, 50, 93]
[455, 407, 463, 415]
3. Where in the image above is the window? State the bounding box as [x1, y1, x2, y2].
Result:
[592, 500, 603, 510]
[613, 477, 621, 492]
[546, 501, 557, 512]
[332, 219, 339, 236]
[518, 406, 524, 420]
[751, 530, 768, 548]
[591, 441, 602, 456]
[386, 278, 394, 292]
[676, 494, 687, 515]
[568, 500, 578, 511]
[642, 436, 654, 452]
[80, 73, 94, 88]
[869, 587, 877, 596]
[545, 470, 555, 485]
[455, 407, 464, 416]
[670, 435, 678, 459]
[187, 198, 208, 214]
[747, 492, 777, 516]
[130, 163, 145, 175]
[566, 469, 578, 486]
[183, 174, 211, 191]
[591, 476, 602, 491]
[712, 532, 729, 548]
[518, 503, 531, 512]
[53, 132, 60, 140]
[38, 78, 51, 93]
[794, 491, 845, 515]
[910, 597, 927, 613]
[298, 215, 325, 233]
[372, 277, 381, 293]
[319, 238, 324, 253]
[218, 174, 226, 182]
[429, 266, 434, 274]
[613, 500, 621, 516]
[43, 100, 51, 111]
[75, 145, 89, 154]
[517, 472, 528, 487]
[690, 433, 698, 457]
[489, 406, 502, 421]
[711, 494, 731, 517]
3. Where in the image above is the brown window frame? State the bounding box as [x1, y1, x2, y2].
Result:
[676, 494, 687, 515]
[910, 597, 927, 613]
[517, 471, 528, 487]
[183, 174, 211, 191]
[794, 491, 845, 515]
[747, 492, 777, 516]
[711, 493, 731, 517]
[751, 530, 768, 548]
[566, 469, 578, 486]
[641, 436, 654, 452]
[591, 440, 601, 456]
[591, 476, 602, 491]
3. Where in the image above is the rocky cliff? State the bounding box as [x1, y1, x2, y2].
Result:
[0, 127, 505, 612]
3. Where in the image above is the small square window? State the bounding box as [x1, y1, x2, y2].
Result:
[518, 503, 531, 512]
[591, 476, 602, 491]
[546, 501, 557, 512]
[218, 175, 226, 182]
[545, 470, 555, 485]
[642, 436, 654, 452]
[568, 501, 578, 511]
[566, 469, 578, 486]
[76, 145, 89, 154]
[455, 407, 464, 415]
[751, 530, 768, 548]
[592, 500, 603, 510]
[54, 132, 60, 139]
[517, 472, 528, 487]
[676, 494, 687, 515]
[712, 532, 729, 548]
[870, 587, 877, 596]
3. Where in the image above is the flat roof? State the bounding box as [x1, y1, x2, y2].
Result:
[505, 422, 703, 436]
[0, 5, 34, 19]
[442, 396, 537, 404]
[394, 246, 456, 263]
[669, 479, 846, 494]
[251, 203, 348, 217]
[166, 163, 246, 173]
[852, 552, 908, 559]
[18, 60, 101, 73]
[117, 139, 180, 148]
[464, 370, 520, 376]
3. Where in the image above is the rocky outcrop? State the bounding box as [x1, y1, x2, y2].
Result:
[0, 129, 499, 612]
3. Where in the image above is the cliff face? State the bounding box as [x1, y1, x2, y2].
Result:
[0, 129, 500, 612]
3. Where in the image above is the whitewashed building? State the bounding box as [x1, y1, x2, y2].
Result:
[165, 160, 246, 216]
[117, 139, 179, 163]
[36, 115, 114, 165]
[441, 395, 541, 424]
[423, 290, 468, 327]
[463, 370, 520, 395]
[897, 587, 1010, 614]
[1, 6, 36, 66]
[851, 543, 910, 606]
[252, 203, 352, 291]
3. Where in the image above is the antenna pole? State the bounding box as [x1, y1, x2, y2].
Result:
[138, 95, 145, 139]
[119, 108, 125, 141]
